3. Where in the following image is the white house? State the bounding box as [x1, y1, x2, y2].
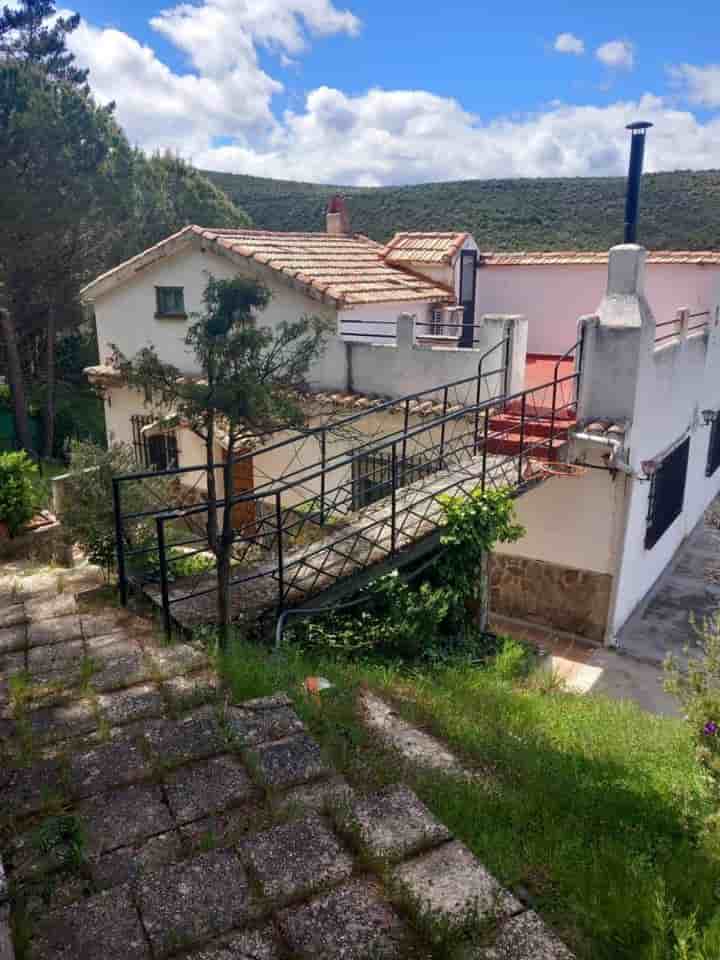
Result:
[81, 200, 720, 651]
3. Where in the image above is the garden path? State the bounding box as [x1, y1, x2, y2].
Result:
[0, 565, 574, 960]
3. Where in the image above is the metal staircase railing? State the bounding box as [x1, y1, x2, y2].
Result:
[111, 335, 582, 636]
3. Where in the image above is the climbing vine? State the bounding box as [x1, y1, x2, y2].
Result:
[436, 485, 526, 608]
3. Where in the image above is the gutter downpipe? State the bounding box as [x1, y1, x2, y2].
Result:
[571, 431, 634, 476]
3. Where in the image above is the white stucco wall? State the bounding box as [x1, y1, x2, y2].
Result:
[575, 245, 720, 640]
[495, 461, 623, 575]
[476, 262, 720, 356]
[347, 313, 527, 402]
[611, 326, 720, 636]
[91, 241, 347, 392]
[339, 301, 434, 346]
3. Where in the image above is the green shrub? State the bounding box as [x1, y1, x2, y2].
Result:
[288, 487, 526, 664]
[665, 612, 720, 778]
[0, 450, 38, 535]
[135, 544, 215, 581]
[60, 441, 175, 577]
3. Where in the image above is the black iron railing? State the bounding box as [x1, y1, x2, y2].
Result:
[112, 335, 582, 636]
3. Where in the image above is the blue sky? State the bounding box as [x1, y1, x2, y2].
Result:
[63, 0, 720, 184]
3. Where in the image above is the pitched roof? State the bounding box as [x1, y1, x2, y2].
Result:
[81, 226, 454, 309]
[382, 232, 469, 265]
[479, 250, 720, 266]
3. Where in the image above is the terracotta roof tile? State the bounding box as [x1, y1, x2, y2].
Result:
[82, 227, 453, 309]
[479, 250, 720, 266]
[382, 232, 469, 265]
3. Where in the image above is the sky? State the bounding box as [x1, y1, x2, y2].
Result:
[56, 0, 720, 185]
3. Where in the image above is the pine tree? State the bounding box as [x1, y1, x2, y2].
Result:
[0, 0, 88, 86]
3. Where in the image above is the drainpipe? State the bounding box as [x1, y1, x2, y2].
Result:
[571, 431, 634, 476]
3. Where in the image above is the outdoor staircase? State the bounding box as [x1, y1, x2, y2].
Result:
[486, 404, 576, 462]
[115, 343, 583, 637]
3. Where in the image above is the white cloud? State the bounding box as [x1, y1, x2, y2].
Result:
[193, 90, 720, 186]
[554, 33, 584, 56]
[670, 63, 720, 108]
[64, 4, 720, 187]
[68, 20, 280, 155]
[596, 39, 635, 70]
[150, 0, 360, 77]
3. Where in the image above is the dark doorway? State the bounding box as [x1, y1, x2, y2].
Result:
[458, 250, 477, 348]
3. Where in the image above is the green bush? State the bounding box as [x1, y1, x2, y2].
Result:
[665, 612, 720, 778]
[60, 441, 175, 577]
[288, 487, 526, 664]
[0, 450, 38, 535]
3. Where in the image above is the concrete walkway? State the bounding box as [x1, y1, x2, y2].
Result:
[0, 567, 574, 960]
[491, 615, 680, 717]
[616, 510, 720, 667]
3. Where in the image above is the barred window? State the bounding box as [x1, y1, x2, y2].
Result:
[645, 438, 689, 550]
[131, 415, 178, 471]
[706, 417, 720, 478]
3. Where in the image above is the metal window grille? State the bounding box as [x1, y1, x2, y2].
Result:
[645, 437, 690, 550]
[131, 415, 178, 470]
[706, 417, 720, 478]
[155, 286, 185, 316]
[351, 449, 438, 511]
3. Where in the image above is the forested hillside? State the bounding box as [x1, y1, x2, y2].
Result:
[204, 169, 720, 249]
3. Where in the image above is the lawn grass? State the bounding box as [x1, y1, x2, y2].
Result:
[219, 638, 720, 960]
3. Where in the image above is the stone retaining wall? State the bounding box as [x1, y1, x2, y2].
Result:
[0, 521, 72, 566]
[490, 553, 612, 643]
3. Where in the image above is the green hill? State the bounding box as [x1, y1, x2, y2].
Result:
[203, 169, 720, 250]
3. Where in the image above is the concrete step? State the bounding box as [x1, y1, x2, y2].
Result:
[488, 414, 574, 440]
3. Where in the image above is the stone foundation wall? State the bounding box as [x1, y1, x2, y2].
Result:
[489, 554, 612, 643]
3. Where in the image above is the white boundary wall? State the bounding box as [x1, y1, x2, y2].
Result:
[577, 245, 720, 640]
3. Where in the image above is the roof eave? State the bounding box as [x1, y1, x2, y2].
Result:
[81, 225, 201, 302]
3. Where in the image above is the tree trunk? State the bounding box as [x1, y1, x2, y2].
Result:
[0, 307, 33, 453]
[477, 549, 490, 633]
[43, 304, 56, 459]
[216, 443, 235, 647]
[205, 420, 218, 551]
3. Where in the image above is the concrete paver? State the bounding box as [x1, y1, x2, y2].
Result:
[339, 785, 451, 863]
[241, 814, 353, 902]
[0, 568, 577, 960]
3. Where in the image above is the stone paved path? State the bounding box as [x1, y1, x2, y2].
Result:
[1, 566, 574, 959]
[617, 508, 720, 666]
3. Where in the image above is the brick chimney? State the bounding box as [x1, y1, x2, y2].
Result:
[326, 194, 350, 235]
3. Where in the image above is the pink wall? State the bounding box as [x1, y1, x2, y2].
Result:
[476, 262, 720, 355]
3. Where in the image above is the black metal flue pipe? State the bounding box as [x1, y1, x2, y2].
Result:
[624, 121, 653, 244]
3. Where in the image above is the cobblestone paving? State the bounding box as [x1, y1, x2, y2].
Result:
[0, 567, 574, 959]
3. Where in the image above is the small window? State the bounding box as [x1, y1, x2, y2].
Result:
[155, 286, 186, 318]
[706, 416, 720, 477]
[430, 308, 444, 336]
[147, 433, 178, 471]
[645, 437, 690, 550]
